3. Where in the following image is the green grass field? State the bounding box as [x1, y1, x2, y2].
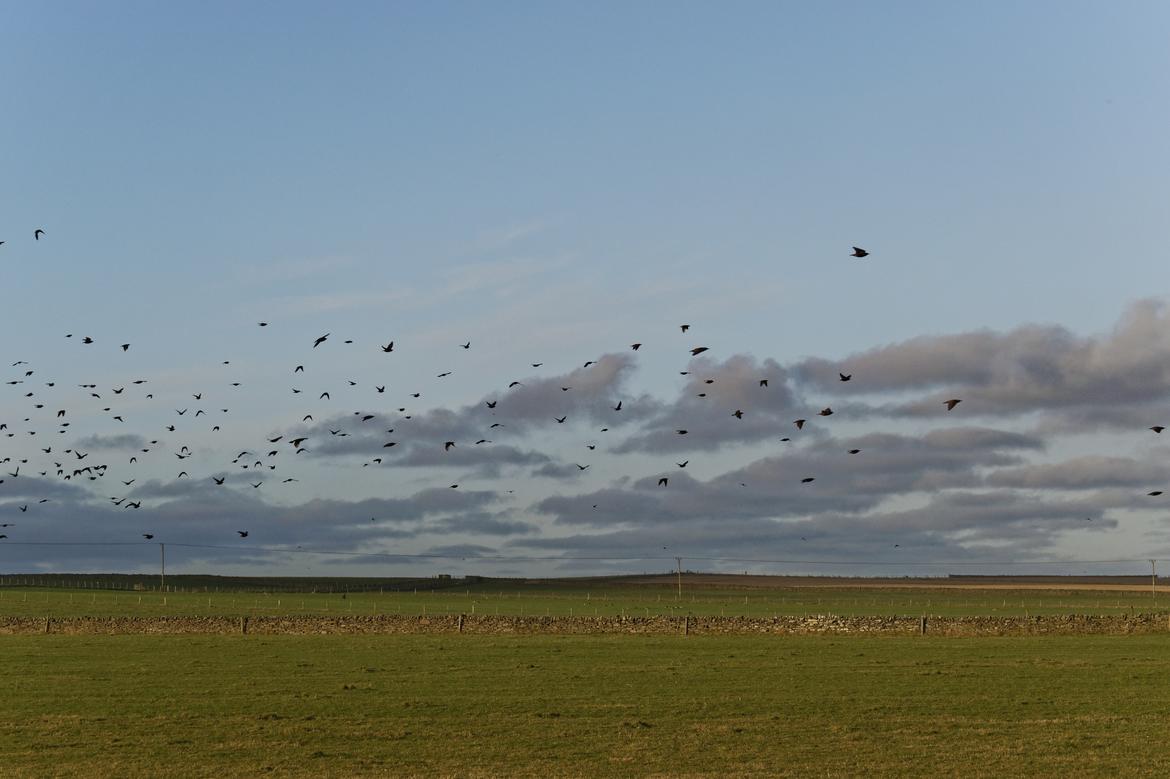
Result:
[2, 633, 1169, 777]
[0, 581, 1165, 618]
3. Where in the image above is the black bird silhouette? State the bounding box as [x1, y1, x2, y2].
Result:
[677, 460, 688, 468]
[801, 477, 815, 484]
[258, 322, 268, 326]
[794, 419, 806, 430]
[851, 246, 868, 257]
[381, 342, 394, 352]
[944, 399, 962, 411]
[680, 325, 690, 333]
[486, 400, 497, 409]
[213, 477, 225, 485]
[818, 407, 833, 416]
[460, 341, 470, 349]
[690, 347, 709, 356]
[238, 530, 249, 537]
[630, 343, 641, 351]
[839, 373, 852, 382]
[444, 441, 455, 450]
[555, 416, 567, 423]
[576, 464, 589, 471]
[658, 477, 668, 486]
[848, 449, 861, 454]
[312, 333, 329, 348]
[759, 379, 768, 387]
[1151, 426, 1165, 433]
[121, 344, 130, 351]
[613, 401, 622, 411]
[733, 410, 743, 419]
[142, 534, 154, 540]
[34, 229, 45, 240]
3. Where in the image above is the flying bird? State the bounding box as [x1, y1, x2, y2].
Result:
[444, 441, 456, 451]
[850, 246, 868, 258]
[680, 325, 690, 333]
[818, 408, 833, 416]
[794, 419, 806, 430]
[801, 477, 815, 484]
[381, 342, 394, 353]
[34, 229, 45, 240]
[839, 373, 852, 382]
[690, 347, 709, 356]
[658, 477, 668, 486]
[1151, 426, 1165, 434]
[237, 531, 249, 538]
[312, 333, 329, 348]
[944, 399, 962, 411]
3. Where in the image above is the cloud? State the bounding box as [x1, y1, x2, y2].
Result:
[74, 433, 148, 451]
[794, 300, 1170, 425]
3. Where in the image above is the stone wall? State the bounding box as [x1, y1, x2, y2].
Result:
[3, 613, 1170, 636]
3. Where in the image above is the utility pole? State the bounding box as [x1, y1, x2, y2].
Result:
[160, 543, 166, 592]
[675, 557, 683, 600]
[1151, 559, 1157, 600]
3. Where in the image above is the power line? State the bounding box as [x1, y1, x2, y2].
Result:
[0, 539, 1162, 567]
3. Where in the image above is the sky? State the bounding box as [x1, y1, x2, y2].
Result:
[2, 2, 1170, 578]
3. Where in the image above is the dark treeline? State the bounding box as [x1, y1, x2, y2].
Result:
[0, 573, 504, 594]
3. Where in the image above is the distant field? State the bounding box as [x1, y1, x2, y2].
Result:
[0, 575, 1167, 618]
[2, 633, 1170, 777]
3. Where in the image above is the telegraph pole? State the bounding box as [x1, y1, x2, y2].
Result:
[160, 543, 166, 592]
[675, 557, 683, 600]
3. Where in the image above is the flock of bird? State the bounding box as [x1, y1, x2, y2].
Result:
[0, 235, 1157, 549]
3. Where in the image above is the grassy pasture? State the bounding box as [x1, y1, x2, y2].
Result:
[2, 633, 1170, 777]
[0, 579, 1166, 618]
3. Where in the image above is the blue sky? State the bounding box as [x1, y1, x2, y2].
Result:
[2, 2, 1169, 577]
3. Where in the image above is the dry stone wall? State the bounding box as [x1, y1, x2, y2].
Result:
[2, 613, 1170, 636]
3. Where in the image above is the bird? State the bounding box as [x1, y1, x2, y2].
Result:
[1151, 426, 1165, 434]
[554, 416, 567, 424]
[818, 408, 833, 416]
[613, 401, 622, 411]
[944, 399, 962, 411]
[759, 379, 768, 387]
[381, 342, 394, 353]
[460, 342, 471, 349]
[34, 229, 45, 240]
[658, 477, 668, 486]
[801, 477, 815, 484]
[839, 373, 852, 382]
[142, 534, 154, 540]
[680, 325, 690, 333]
[576, 464, 590, 471]
[312, 333, 329, 348]
[677, 461, 688, 468]
[237, 531, 249, 538]
[690, 347, 709, 356]
[444, 441, 456, 451]
[1149, 491, 1164, 497]
[794, 419, 806, 430]
[851, 246, 868, 258]
[121, 344, 130, 352]
[213, 477, 225, 485]
[733, 410, 743, 419]
[630, 343, 642, 351]
[848, 449, 861, 454]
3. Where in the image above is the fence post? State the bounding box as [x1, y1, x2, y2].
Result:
[240, 616, 249, 635]
[920, 615, 927, 635]
[458, 614, 464, 633]
[684, 615, 690, 636]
